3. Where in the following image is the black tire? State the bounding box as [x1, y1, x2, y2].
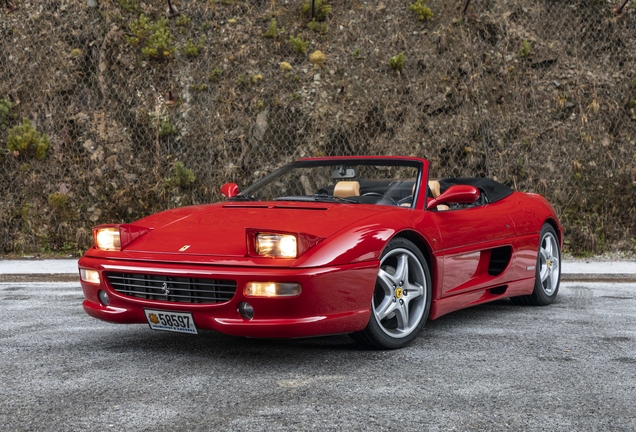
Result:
[511, 223, 561, 306]
[352, 237, 432, 349]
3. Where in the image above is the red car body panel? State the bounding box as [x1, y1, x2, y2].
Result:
[78, 156, 562, 338]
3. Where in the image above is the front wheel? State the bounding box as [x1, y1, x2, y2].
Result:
[351, 237, 432, 349]
[511, 223, 561, 306]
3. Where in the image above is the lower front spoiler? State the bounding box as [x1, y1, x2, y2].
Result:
[83, 300, 371, 338]
[79, 257, 378, 339]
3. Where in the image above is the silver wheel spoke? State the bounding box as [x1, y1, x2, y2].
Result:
[394, 301, 409, 330]
[544, 272, 552, 290]
[537, 231, 560, 296]
[377, 268, 397, 294]
[376, 296, 397, 321]
[551, 257, 559, 269]
[404, 282, 424, 299]
[393, 254, 408, 285]
[540, 264, 549, 281]
[544, 238, 552, 256]
[373, 247, 428, 339]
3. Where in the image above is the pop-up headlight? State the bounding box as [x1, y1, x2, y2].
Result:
[247, 229, 324, 259]
[94, 227, 120, 251]
[92, 224, 151, 251]
[256, 233, 298, 258]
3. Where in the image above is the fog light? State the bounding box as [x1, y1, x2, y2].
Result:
[244, 282, 301, 297]
[238, 302, 254, 320]
[80, 269, 100, 284]
[98, 290, 110, 306]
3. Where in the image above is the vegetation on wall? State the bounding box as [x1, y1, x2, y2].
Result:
[6, 119, 50, 160]
[0, 0, 635, 257]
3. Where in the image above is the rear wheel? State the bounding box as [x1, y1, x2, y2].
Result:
[511, 223, 561, 306]
[352, 237, 431, 349]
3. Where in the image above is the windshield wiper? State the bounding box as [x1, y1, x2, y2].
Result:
[228, 195, 260, 201]
[273, 194, 359, 204]
[311, 193, 360, 204]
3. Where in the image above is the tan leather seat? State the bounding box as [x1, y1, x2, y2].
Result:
[333, 181, 360, 198]
[428, 180, 449, 211]
[400, 183, 417, 207]
[428, 180, 441, 198]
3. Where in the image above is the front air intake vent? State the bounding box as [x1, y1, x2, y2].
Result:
[106, 272, 237, 304]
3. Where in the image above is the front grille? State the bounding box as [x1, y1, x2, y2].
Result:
[106, 272, 237, 304]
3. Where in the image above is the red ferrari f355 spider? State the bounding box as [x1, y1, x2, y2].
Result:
[79, 156, 562, 349]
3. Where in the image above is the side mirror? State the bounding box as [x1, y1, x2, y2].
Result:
[427, 185, 480, 210]
[220, 183, 239, 198]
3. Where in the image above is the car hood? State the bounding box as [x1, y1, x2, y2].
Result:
[124, 201, 394, 257]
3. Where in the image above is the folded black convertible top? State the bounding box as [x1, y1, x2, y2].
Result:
[438, 178, 514, 203]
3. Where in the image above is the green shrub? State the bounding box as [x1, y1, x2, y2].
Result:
[389, 52, 406, 71]
[209, 68, 223, 82]
[262, 18, 279, 38]
[408, 0, 433, 21]
[165, 161, 196, 188]
[118, 0, 139, 13]
[7, 119, 50, 159]
[301, 0, 331, 21]
[48, 193, 69, 212]
[176, 15, 191, 28]
[519, 40, 532, 57]
[0, 96, 15, 130]
[127, 15, 176, 60]
[158, 118, 177, 137]
[307, 19, 328, 34]
[126, 14, 152, 46]
[181, 36, 205, 58]
[290, 35, 309, 54]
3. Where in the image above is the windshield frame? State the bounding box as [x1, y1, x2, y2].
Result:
[235, 157, 428, 208]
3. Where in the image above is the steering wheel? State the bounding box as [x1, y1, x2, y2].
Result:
[376, 196, 398, 206]
[397, 196, 413, 206]
[362, 192, 383, 197]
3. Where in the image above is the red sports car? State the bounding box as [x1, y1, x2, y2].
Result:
[78, 156, 562, 349]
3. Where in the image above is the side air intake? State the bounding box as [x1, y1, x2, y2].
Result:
[488, 246, 512, 276]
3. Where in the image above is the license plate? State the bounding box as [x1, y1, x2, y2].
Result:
[144, 309, 197, 334]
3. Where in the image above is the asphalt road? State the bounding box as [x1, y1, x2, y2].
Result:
[1, 281, 635, 431]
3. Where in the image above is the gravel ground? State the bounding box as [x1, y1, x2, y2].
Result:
[1, 281, 635, 431]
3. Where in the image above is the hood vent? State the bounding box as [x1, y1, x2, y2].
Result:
[222, 204, 327, 211]
[273, 205, 328, 210]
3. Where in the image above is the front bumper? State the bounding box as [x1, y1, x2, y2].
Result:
[78, 256, 377, 338]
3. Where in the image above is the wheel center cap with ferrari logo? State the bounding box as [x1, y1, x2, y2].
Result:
[547, 259, 552, 269]
[395, 287, 403, 299]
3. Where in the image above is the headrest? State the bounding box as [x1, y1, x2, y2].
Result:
[334, 181, 360, 197]
[428, 180, 441, 198]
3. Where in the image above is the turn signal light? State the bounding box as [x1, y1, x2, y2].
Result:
[80, 268, 101, 284]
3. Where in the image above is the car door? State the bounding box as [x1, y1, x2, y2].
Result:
[428, 201, 516, 297]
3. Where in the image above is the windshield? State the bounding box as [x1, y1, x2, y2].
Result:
[234, 159, 422, 207]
